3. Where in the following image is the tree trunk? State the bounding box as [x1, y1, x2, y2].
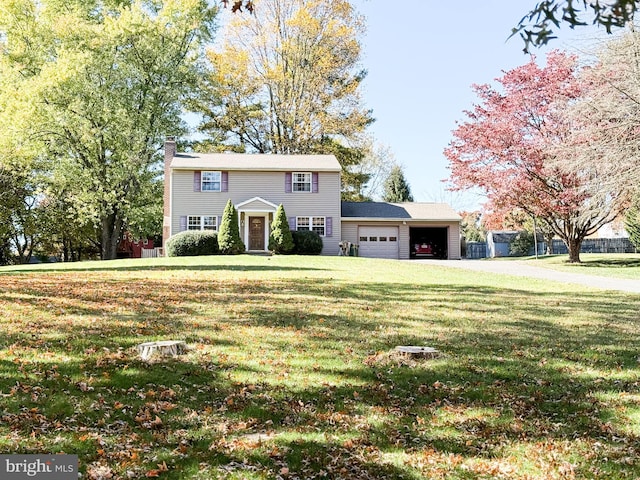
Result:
[567, 238, 582, 263]
[101, 212, 123, 260]
[544, 234, 554, 255]
[62, 237, 70, 262]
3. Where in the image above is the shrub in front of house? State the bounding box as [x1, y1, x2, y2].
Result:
[166, 231, 219, 257]
[292, 230, 323, 255]
[269, 204, 295, 254]
[218, 199, 245, 254]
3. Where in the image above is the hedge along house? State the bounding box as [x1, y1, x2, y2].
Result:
[341, 202, 462, 260]
[163, 139, 462, 259]
[162, 138, 342, 255]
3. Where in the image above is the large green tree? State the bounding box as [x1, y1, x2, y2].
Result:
[0, 0, 216, 260]
[195, 0, 373, 195]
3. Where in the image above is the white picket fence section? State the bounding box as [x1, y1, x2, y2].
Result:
[141, 247, 163, 258]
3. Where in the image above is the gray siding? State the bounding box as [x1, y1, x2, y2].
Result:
[171, 169, 341, 255]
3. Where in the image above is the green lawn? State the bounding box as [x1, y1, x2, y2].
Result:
[523, 253, 640, 279]
[1, 255, 639, 479]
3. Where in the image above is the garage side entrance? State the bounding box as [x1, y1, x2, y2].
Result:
[410, 227, 448, 259]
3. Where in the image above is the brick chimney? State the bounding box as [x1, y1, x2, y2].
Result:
[162, 137, 176, 252]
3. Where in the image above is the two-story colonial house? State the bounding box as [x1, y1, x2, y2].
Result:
[162, 138, 342, 255]
[163, 138, 462, 259]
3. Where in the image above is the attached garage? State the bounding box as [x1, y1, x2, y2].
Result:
[341, 202, 462, 260]
[410, 227, 449, 259]
[358, 226, 399, 259]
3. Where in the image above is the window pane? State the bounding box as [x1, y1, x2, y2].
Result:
[312, 217, 325, 236]
[188, 216, 201, 230]
[379, 237, 387, 242]
[203, 216, 217, 231]
[369, 237, 377, 242]
[359, 236, 367, 242]
[202, 171, 221, 191]
[296, 217, 310, 230]
[389, 236, 397, 242]
[292, 172, 311, 192]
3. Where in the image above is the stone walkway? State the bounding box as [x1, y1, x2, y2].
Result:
[411, 259, 640, 294]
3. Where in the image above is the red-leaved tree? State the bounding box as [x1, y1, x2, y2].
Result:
[445, 51, 623, 263]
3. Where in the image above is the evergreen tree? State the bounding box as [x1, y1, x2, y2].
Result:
[382, 166, 414, 203]
[269, 204, 295, 254]
[625, 195, 640, 250]
[218, 200, 245, 254]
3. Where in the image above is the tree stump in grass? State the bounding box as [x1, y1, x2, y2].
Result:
[395, 346, 439, 359]
[137, 341, 187, 361]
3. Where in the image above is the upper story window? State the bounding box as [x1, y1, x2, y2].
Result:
[292, 172, 312, 192]
[202, 171, 221, 192]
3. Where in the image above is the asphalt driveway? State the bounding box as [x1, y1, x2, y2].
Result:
[411, 259, 640, 294]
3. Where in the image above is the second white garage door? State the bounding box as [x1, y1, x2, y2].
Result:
[358, 226, 399, 259]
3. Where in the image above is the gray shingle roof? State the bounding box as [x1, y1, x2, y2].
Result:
[341, 202, 461, 221]
[170, 153, 341, 172]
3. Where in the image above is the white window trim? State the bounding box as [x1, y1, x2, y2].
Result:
[292, 172, 312, 193]
[201, 171, 222, 192]
[188, 215, 218, 231]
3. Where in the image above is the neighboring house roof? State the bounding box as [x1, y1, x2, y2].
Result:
[341, 202, 462, 222]
[489, 231, 545, 243]
[170, 153, 341, 172]
[488, 231, 520, 243]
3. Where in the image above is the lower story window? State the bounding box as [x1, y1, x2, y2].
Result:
[188, 215, 217, 231]
[312, 217, 325, 236]
[296, 216, 325, 236]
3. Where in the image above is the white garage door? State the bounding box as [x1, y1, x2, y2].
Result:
[358, 226, 399, 259]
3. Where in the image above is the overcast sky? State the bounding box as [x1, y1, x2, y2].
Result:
[354, 0, 606, 209]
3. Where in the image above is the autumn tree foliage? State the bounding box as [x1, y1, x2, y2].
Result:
[460, 211, 486, 243]
[200, 0, 370, 153]
[195, 0, 373, 196]
[445, 51, 623, 263]
[565, 31, 640, 210]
